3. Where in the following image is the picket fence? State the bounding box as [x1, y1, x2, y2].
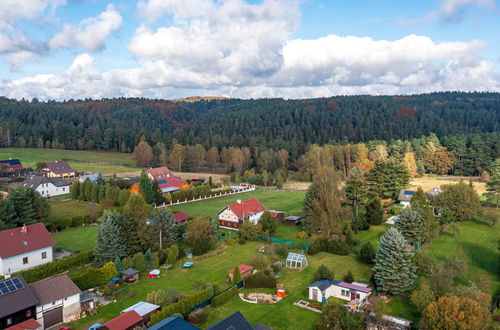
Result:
[156, 185, 256, 208]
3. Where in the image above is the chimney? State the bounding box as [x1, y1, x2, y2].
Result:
[21, 224, 27, 234]
[237, 199, 242, 204]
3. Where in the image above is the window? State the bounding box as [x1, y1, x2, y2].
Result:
[42, 251, 47, 259]
[26, 309, 31, 317]
[356, 293, 360, 299]
[63, 187, 66, 191]
[23, 257, 29, 264]
[6, 318, 12, 326]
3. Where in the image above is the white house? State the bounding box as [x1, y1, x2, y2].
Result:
[30, 274, 81, 329]
[217, 198, 265, 230]
[0, 223, 55, 276]
[308, 279, 372, 304]
[22, 175, 70, 198]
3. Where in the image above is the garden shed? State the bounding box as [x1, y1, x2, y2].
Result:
[121, 268, 139, 284]
[285, 252, 308, 270]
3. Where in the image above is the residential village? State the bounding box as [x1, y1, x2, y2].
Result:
[0, 150, 499, 330]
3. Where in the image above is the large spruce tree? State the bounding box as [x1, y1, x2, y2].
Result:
[395, 207, 427, 245]
[94, 210, 129, 264]
[373, 228, 416, 295]
[117, 210, 143, 254]
[365, 198, 383, 225]
[145, 208, 177, 250]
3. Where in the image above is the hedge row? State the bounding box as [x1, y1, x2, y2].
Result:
[70, 267, 107, 290]
[244, 272, 276, 289]
[49, 216, 90, 231]
[150, 288, 212, 325]
[211, 286, 237, 307]
[13, 251, 93, 283]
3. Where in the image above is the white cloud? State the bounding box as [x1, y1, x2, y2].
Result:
[48, 4, 122, 52]
[0, 0, 66, 30]
[137, 0, 213, 23]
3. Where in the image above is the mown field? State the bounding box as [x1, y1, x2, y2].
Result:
[53, 225, 97, 252]
[0, 148, 139, 174]
[168, 189, 306, 218]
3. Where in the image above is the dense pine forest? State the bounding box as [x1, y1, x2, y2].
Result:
[0, 92, 498, 176]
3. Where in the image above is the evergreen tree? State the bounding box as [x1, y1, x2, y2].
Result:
[232, 265, 241, 283]
[32, 192, 50, 222]
[9, 186, 36, 224]
[360, 242, 376, 264]
[485, 159, 500, 207]
[430, 180, 482, 221]
[395, 207, 427, 245]
[145, 249, 153, 268]
[71, 181, 80, 199]
[94, 210, 129, 264]
[316, 298, 365, 330]
[151, 180, 164, 205]
[116, 211, 143, 254]
[84, 179, 92, 201]
[0, 198, 16, 229]
[139, 170, 154, 204]
[345, 170, 368, 219]
[366, 162, 410, 199]
[365, 198, 383, 225]
[302, 181, 317, 233]
[410, 188, 436, 238]
[166, 248, 176, 266]
[91, 183, 99, 203]
[145, 208, 177, 250]
[115, 256, 123, 272]
[373, 228, 417, 295]
[313, 264, 333, 282]
[98, 184, 106, 201]
[117, 189, 131, 206]
[343, 270, 354, 283]
[259, 211, 277, 235]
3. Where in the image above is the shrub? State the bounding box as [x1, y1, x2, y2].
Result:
[99, 261, 118, 281]
[166, 288, 179, 304]
[51, 217, 72, 231]
[188, 307, 209, 324]
[250, 254, 269, 270]
[226, 238, 238, 246]
[71, 216, 85, 227]
[313, 264, 333, 282]
[297, 231, 309, 239]
[70, 267, 106, 290]
[211, 286, 237, 307]
[308, 238, 351, 256]
[150, 288, 212, 325]
[14, 251, 93, 283]
[359, 242, 376, 264]
[244, 272, 276, 289]
[239, 222, 263, 241]
[413, 251, 436, 276]
[147, 289, 167, 306]
[238, 238, 247, 245]
[132, 252, 147, 271]
[343, 270, 354, 283]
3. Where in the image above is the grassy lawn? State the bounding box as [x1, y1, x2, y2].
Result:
[275, 223, 310, 244]
[67, 241, 372, 330]
[169, 190, 305, 219]
[354, 224, 390, 249]
[423, 216, 500, 291]
[53, 225, 97, 252]
[50, 200, 93, 220]
[0, 148, 139, 174]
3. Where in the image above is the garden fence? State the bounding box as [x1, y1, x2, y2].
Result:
[191, 281, 244, 311]
[157, 185, 256, 208]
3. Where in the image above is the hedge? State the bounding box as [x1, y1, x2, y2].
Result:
[150, 288, 212, 325]
[70, 267, 106, 290]
[244, 272, 276, 289]
[13, 251, 94, 283]
[211, 286, 237, 307]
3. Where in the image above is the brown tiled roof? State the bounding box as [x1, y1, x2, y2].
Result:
[42, 161, 75, 175]
[29, 274, 81, 305]
[0, 276, 39, 319]
[101, 310, 143, 330]
[225, 198, 265, 219]
[148, 167, 173, 180]
[0, 223, 55, 258]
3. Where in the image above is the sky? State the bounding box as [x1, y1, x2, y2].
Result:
[0, 0, 499, 100]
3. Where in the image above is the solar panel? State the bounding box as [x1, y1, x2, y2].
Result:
[0, 277, 25, 296]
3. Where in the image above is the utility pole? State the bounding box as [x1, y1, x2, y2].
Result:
[159, 230, 162, 250]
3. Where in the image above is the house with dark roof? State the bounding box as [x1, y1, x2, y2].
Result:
[99, 310, 144, 330]
[29, 274, 81, 328]
[148, 316, 199, 330]
[0, 223, 55, 276]
[5, 318, 42, 330]
[217, 198, 266, 230]
[0, 159, 25, 174]
[206, 311, 253, 330]
[0, 276, 40, 329]
[308, 279, 372, 304]
[22, 175, 70, 197]
[79, 173, 101, 183]
[397, 190, 416, 207]
[147, 167, 174, 181]
[40, 161, 76, 178]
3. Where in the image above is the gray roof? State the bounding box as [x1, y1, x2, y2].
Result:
[80, 173, 101, 182]
[0, 276, 39, 319]
[308, 279, 340, 291]
[121, 268, 139, 276]
[122, 301, 160, 317]
[22, 175, 70, 189]
[29, 274, 81, 305]
[284, 215, 302, 221]
[397, 190, 415, 202]
[42, 161, 75, 175]
[206, 311, 253, 330]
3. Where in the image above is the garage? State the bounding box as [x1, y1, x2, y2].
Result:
[43, 307, 63, 328]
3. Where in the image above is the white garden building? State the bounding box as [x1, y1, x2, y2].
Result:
[285, 252, 308, 270]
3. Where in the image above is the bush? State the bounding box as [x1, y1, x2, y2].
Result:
[211, 286, 237, 307]
[313, 264, 333, 282]
[226, 238, 238, 246]
[413, 251, 436, 276]
[244, 272, 276, 289]
[71, 216, 85, 227]
[150, 288, 212, 325]
[147, 289, 167, 306]
[343, 270, 354, 283]
[308, 238, 351, 256]
[13, 251, 93, 283]
[51, 217, 72, 231]
[297, 231, 308, 239]
[359, 242, 376, 264]
[238, 238, 247, 245]
[188, 307, 209, 324]
[250, 254, 269, 270]
[70, 267, 106, 290]
[239, 222, 263, 241]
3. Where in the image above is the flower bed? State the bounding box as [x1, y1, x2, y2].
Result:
[239, 292, 282, 304]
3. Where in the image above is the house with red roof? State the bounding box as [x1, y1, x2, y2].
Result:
[227, 264, 254, 282]
[99, 310, 144, 330]
[172, 212, 191, 224]
[147, 166, 190, 194]
[0, 223, 55, 276]
[0, 159, 25, 174]
[217, 198, 266, 230]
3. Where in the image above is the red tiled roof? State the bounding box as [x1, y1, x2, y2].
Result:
[269, 211, 284, 217]
[158, 176, 185, 189]
[172, 212, 190, 223]
[0, 159, 24, 173]
[102, 311, 143, 330]
[0, 223, 55, 258]
[5, 318, 41, 330]
[148, 167, 173, 180]
[227, 198, 265, 219]
[228, 264, 254, 274]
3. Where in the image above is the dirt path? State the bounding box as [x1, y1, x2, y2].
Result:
[410, 176, 486, 195]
